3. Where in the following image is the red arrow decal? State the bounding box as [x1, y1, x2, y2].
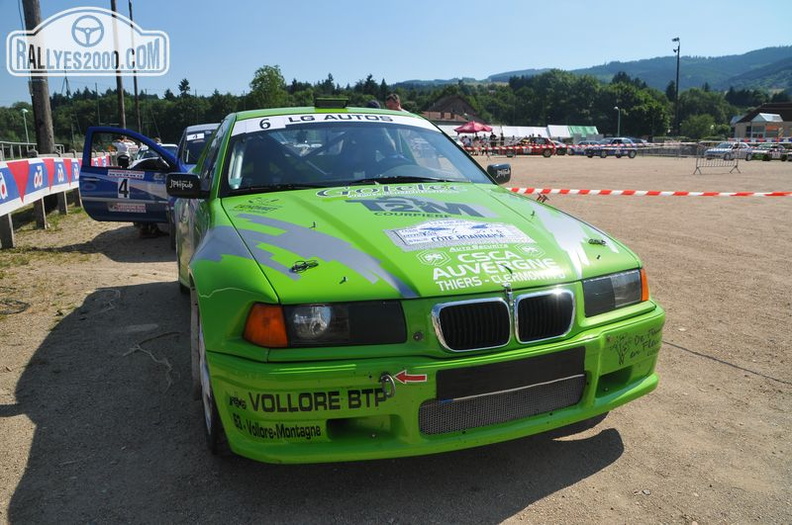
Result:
[394, 370, 427, 384]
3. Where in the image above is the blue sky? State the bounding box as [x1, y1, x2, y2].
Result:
[1, 0, 790, 107]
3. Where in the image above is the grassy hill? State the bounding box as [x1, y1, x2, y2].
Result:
[472, 46, 791, 92]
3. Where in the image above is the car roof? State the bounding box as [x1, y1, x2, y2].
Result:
[183, 123, 219, 133]
[232, 106, 413, 121]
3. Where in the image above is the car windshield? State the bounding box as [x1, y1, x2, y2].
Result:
[136, 144, 177, 160]
[221, 117, 493, 196]
[182, 136, 210, 164]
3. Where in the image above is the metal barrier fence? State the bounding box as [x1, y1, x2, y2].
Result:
[466, 142, 699, 158]
[0, 141, 66, 162]
[694, 143, 740, 174]
[0, 152, 104, 249]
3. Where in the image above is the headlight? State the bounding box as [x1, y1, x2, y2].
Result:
[290, 305, 335, 340]
[582, 269, 648, 317]
[288, 304, 347, 344]
[244, 301, 406, 348]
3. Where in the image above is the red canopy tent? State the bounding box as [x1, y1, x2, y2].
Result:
[454, 121, 493, 134]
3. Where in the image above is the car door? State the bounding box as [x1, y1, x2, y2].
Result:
[175, 117, 231, 280]
[80, 126, 179, 224]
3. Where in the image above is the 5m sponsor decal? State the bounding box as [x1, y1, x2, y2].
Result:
[7, 7, 169, 77]
[347, 196, 493, 218]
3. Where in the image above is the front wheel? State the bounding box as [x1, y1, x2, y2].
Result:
[627, 150, 637, 159]
[192, 289, 230, 454]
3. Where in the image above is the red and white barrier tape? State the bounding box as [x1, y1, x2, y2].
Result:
[509, 187, 792, 197]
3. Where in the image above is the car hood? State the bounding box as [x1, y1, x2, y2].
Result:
[218, 183, 640, 303]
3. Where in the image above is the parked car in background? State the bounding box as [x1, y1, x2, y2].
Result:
[80, 124, 219, 243]
[80, 127, 178, 226]
[703, 141, 751, 160]
[177, 123, 220, 170]
[551, 140, 568, 155]
[516, 136, 556, 157]
[568, 139, 601, 156]
[745, 143, 790, 161]
[129, 143, 178, 170]
[586, 137, 638, 159]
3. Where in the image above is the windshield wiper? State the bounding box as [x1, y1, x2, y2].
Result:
[349, 175, 456, 186]
[228, 183, 323, 195]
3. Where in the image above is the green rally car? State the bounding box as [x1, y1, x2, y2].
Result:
[167, 99, 665, 464]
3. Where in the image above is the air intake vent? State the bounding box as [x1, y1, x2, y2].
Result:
[433, 299, 510, 351]
[516, 290, 574, 342]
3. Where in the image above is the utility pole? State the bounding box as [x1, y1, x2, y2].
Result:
[111, 0, 126, 128]
[21, 0, 55, 154]
[129, 0, 142, 132]
[672, 37, 681, 136]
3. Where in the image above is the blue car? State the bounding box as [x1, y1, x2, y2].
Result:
[80, 127, 178, 225]
[177, 123, 219, 170]
[80, 123, 219, 237]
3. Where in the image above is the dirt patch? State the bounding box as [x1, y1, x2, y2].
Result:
[1, 155, 790, 523]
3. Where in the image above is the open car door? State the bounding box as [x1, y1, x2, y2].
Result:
[80, 127, 178, 224]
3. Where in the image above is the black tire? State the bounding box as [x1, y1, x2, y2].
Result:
[615, 153, 622, 158]
[746, 154, 753, 161]
[542, 149, 552, 158]
[168, 217, 176, 251]
[194, 294, 230, 455]
[586, 153, 593, 158]
[600, 150, 608, 158]
[176, 242, 190, 295]
[190, 288, 202, 400]
[627, 150, 637, 159]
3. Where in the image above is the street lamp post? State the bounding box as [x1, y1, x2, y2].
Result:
[672, 37, 680, 136]
[21, 108, 30, 145]
[614, 106, 621, 136]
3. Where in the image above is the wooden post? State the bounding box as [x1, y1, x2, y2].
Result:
[0, 214, 15, 248]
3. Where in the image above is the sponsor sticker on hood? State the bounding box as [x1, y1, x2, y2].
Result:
[386, 219, 533, 251]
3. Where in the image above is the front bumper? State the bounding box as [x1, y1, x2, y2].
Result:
[208, 305, 664, 464]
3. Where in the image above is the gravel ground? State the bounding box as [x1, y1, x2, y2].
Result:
[0, 154, 790, 524]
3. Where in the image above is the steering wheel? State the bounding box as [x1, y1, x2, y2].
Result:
[376, 154, 412, 174]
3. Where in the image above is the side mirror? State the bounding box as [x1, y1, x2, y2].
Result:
[487, 163, 511, 184]
[167, 172, 207, 198]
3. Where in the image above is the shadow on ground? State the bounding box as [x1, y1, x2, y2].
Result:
[14, 223, 175, 264]
[5, 282, 623, 523]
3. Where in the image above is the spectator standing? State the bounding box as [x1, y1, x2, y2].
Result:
[385, 93, 404, 111]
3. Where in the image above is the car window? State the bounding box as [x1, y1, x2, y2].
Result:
[220, 118, 493, 195]
[197, 118, 231, 188]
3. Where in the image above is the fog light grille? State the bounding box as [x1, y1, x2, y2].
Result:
[419, 374, 585, 435]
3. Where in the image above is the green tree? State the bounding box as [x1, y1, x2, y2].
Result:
[680, 113, 716, 140]
[178, 78, 191, 97]
[249, 65, 289, 109]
